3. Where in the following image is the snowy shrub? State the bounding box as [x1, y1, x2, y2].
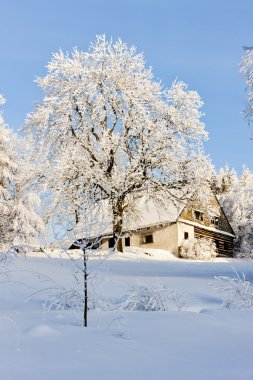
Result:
[83, 285, 186, 312]
[0, 250, 8, 268]
[119, 286, 166, 311]
[216, 270, 253, 310]
[116, 286, 186, 312]
[42, 289, 84, 313]
[26, 285, 86, 320]
[0, 248, 17, 274]
[180, 238, 217, 260]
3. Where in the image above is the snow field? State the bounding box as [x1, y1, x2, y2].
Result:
[0, 249, 253, 380]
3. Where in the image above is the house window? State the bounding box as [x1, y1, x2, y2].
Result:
[211, 216, 219, 226]
[194, 210, 204, 221]
[125, 237, 130, 247]
[224, 241, 228, 250]
[184, 232, 189, 240]
[143, 234, 153, 244]
[215, 240, 219, 249]
[89, 241, 100, 250]
[108, 238, 114, 248]
[69, 238, 101, 250]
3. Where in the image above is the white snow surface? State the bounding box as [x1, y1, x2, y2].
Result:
[1, 248, 253, 380]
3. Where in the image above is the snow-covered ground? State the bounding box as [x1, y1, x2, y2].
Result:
[1, 248, 253, 380]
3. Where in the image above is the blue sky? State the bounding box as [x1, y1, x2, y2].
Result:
[0, 0, 252, 172]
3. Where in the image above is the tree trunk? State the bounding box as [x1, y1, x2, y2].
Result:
[112, 199, 124, 253]
[83, 249, 88, 327]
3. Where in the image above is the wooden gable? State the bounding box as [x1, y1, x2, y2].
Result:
[178, 190, 235, 257]
[179, 191, 234, 236]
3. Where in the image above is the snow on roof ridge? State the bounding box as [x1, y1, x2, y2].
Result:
[178, 218, 235, 238]
[71, 191, 190, 240]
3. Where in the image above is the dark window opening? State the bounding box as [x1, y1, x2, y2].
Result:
[90, 242, 100, 250]
[215, 240, 219, 249]
[224, 242, 228, 250]
[211, 216, 219, 226]
[194, 210, 204, 221]
[69, 240, 84, 250]
[143, 234, 153, 244]
[125, 237, 130, 247]
[69, 239, 100, 250]
[108, 238, 114, 248]
[184, 232, 189, 240]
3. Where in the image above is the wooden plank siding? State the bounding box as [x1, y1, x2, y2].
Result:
[180, 196, 234, 236]
[194, 227, 234, 257]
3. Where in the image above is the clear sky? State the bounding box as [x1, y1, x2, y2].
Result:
[0, 0, 252, 173]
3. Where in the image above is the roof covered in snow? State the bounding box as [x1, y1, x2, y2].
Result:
[71, 190, 190, 240]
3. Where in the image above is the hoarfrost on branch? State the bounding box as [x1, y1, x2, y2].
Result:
[27, 35, 210, 251]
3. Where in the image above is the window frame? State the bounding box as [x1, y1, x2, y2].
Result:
[108, 238, 114, 248]
[224, 241, 228, 250]
[210, 216, 219, 226]
[125, 236, 130, 247]
[193, 210, 204, 222]
[143, 234, 154, 244]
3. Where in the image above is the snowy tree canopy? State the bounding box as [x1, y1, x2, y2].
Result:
[11, 135, 44, 246]
[240, 47, 253, 129]
[0, 95, 16, 247]
[0, 94, 44, 249]
[0, 95, 14, 201]
[27, 35, 210, 251]
[214, 166, 253, 257]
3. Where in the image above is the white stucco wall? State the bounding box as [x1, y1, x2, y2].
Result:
[101, 223, 179, 255]
[177, 221, 194, 249]
[130, 224, 178, 253]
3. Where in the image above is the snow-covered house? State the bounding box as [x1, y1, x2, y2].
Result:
[70, 189, 235, 257]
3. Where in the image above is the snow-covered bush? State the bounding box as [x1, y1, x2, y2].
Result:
[180, 237, 217, 260]
[37, 284, 186, 315]
[119, 286, 168, 311]
[121, 286, 186, 312]
[89, 285, 186, 312]
[42, 288, 84, 314]
[26, 277, 86, 319]
[216, 270, 253, 310]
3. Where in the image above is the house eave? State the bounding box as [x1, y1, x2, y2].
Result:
[177, 218, 235, 238]
[124, 220, 175, 233]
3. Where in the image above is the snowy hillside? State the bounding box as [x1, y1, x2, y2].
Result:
[1, 249, 253, 380]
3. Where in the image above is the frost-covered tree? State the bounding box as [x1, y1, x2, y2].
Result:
[0, 95, 16, 248]
[211, 165, 238, 195]
[240, 47, 253, 130]
[11, 135, 44, 246]
[0, 95, 43, 248]
[0, 95, 15, 199]
[215, 166, 253, 256]
[27, 35, 209, 251]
